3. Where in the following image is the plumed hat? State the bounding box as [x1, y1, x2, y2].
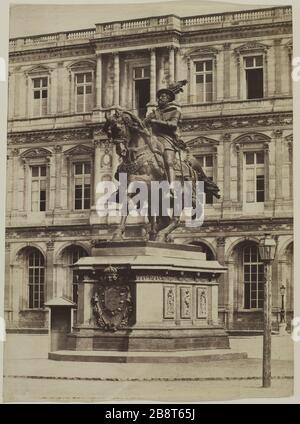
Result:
[156, 79, 188, 101]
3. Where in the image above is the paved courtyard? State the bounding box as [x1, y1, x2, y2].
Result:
[2, 333, 294, 402]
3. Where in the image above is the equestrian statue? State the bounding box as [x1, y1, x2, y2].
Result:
[103, 80, 220, 242]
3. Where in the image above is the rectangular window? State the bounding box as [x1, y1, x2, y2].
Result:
[32, 77, 48, 117]
[244, 55, 264, 99]
[134, 66, 150, 118]
[133, 66, 150, 80]
[74, 162, 91, 210]
[195, 60, 213, 103]
[75, 72, 93, 113]
[196, 154, 214, 204]
[31, 165, 47, 212]
[244, 246, 264, 309]
[244, 151, 265, 203]
[28, 250, 45, 309]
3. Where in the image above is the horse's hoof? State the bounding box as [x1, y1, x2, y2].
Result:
[111, 233, 124, 241]
[156, 234, 167, 243]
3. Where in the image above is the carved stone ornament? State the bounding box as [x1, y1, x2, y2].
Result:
[91, 285, 133, 331]
[181, 287, 192, 318]
[64, 144, 93, 157]
[164, 286, 175, 318]
[197, 286, 208, 318]
[103, 264, 119, 283]
[21, 147, 52, 159]
[234, 41, 269, 55]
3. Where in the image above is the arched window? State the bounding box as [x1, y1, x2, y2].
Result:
[243, 245, 264, 309]
[28, 248, 45, 309]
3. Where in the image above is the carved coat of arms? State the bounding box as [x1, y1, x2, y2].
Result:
[91, 265, 133, 331]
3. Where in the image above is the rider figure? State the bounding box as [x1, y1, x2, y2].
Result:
[144, 83, 186, 187]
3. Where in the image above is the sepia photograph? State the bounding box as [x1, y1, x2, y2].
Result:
[1, 0, 297, 403]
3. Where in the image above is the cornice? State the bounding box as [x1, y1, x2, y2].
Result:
[9, 21, 292, 63]
[7, 112, 292, 145]
[5, 217, 293, 240]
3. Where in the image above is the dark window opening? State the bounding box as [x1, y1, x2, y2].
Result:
[135, 79, 150, 118]
[256, 175, 265, 202]
[246, 68, 263, 99]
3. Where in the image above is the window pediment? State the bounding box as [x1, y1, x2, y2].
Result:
[186, 136, 219, 149]
[234, 42, 269, 55]
[233, 133, 270, 152]
[64, 144, 93, 157]
[26, 65, 52, 76]
[68, 60, 96, 71]
[233, 133, 270, 145]
[21, 147, 52, 159]
[185, 47, 218, 59]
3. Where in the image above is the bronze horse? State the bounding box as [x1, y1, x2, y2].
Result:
[103, 109, 220, 242]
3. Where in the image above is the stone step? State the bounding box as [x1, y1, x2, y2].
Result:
[49, 349, 247, 363]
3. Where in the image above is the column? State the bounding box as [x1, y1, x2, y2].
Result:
[223, 43, 231, 100]
[121, 60, 128, 108]
[288, 140, 293, 199]
[94, 139, 102, 205]
[169, 46, 175, 83]
[4, 243, 11, 316]
[69, 71, 75, 113]
[25, 74, 31, 118]
[8, 71, 15, 119]
[223, 134, 231, 204]
[236, 144, 243, 203]
[225, 259, 235, 329]
[264, 142, 271, 203]
[6, 155, 13, 214]
[188, 57, 195, 103]
[57, 62, 64, 113]
[49, 156, 56, 211]
[46, 240, 55, 301]
[274, 39, 282, 95]
[175, 48, 181, 81]
[54, 145, 62, 209]
[12, 149, 20, 212]
[113, 52, 120, 106]
[22, 161, 27, 211]
[150, 48, 156, 104]
[216, 237, 226, 324]
[96, 54, 102, 109]
[157, 53, 165, 90]
[274, 130, 283, 202]
[50, 70, 57, 115]
[267, 44, 275, 97]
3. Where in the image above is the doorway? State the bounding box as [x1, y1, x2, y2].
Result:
[135, 79, 150, 118]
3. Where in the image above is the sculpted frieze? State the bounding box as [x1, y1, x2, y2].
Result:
[8, 128, 93, 145]
[181, 113, 292, 132]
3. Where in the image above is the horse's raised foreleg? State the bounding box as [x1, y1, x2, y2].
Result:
[148, 216, 158, 241]
[111, 214, 127, 241]
[155, 217, 180, 243]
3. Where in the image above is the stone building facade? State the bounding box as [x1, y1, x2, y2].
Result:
[5, 6, 293, 332]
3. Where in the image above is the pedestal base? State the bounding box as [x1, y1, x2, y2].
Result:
[67, 326, 230, 351]
[49, 242, 230, 357]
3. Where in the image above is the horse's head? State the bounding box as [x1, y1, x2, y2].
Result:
[103, 110, 130, 158]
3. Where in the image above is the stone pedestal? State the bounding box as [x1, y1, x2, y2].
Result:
[66, 241, 229, 352]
